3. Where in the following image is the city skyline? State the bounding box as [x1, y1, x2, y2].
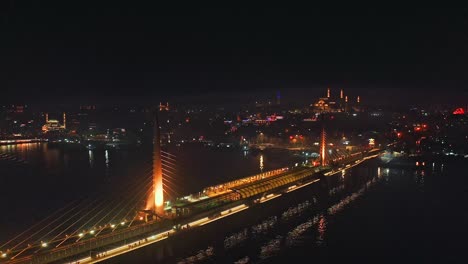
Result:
[0, 3, 467, 263]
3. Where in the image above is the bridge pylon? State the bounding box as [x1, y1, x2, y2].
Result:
[320, 126, 327, 166]
[145, 108, 165, 216]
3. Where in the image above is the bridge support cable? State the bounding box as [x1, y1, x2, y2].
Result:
[73, 170, 154, 241]
[161, 162, 177, 175]
[72, 198, 124, 243]
[161, 154, 177, 164]
[0, 199, 79, 250]
[94, 178, 154, 237]
[161, 168, 179, 181]
[32, 197, 111, 251]
[39, 198, 105, 247]
[105, 180, 155, 234]
[117, 185, 155, 230]
[162, 181, 180, 198]
[160, 150, 177, 158]
[161, 158, 177, 168]
[7, 198, 94, 252]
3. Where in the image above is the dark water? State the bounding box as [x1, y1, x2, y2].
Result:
[266, 159, 468, 264]
[0, 143, 303, 243]
[106, 157, 468, 264]
[1, 144, 467, 263]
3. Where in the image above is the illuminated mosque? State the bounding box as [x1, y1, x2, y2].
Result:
[42, 113, 66, 133]
[311, 88, 361, 113]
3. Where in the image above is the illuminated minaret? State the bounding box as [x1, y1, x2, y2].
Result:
[357, 96, 360, 104]
[62, 112, 66, 129]
[327, 87, 331, 98]
[320, 126, 327, 167]
[152, 111, 164, 215]
[45, 113, 49, 123]
[340, 89, 344, 111]
[345, 95, 348, 112]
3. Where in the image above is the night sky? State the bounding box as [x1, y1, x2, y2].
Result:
[1, 2, 467, 105]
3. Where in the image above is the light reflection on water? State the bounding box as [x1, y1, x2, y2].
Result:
[316, 214, 327, 246]
[105, 150, 110, 177]
[0, 143, 304, 244]
[88, 150, 94, 167]
[157, 158, 467, 264]
[5, 143, 462, 263]
[259, 154, 264, 172]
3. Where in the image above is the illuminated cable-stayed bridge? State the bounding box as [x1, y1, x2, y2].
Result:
[0, 111, 385, 264]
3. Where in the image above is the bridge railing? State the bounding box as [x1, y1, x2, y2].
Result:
[7, 219, 172, 264]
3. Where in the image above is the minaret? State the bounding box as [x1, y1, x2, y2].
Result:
[356, 96, 360, 112]
[153, 111, 164, 215]
[345, 95, 348, 112]
[62, 112, 66, 129]
[340, 89, 344, 111]
[45, 113, 49, 123]
[327, 87, 330, 98]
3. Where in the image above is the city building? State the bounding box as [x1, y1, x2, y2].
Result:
[42, 112, 66, 133]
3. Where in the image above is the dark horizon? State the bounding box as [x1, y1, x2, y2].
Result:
[2, 3, 468, 106]
[2, 85, 466, 110]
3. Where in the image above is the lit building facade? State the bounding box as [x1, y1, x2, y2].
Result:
[42, 113, 66, 133]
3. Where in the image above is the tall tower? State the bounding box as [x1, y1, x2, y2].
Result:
[340, 89, 344, 111]
[356, 96, 361, 112]
[345, 95, 348, 113]
[152, 111, 164, 215]
[320, 126, 327, 167]
[45, 113, 49, 123]
[62, 112, 66, 129]
[327, 87, 331, 98]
